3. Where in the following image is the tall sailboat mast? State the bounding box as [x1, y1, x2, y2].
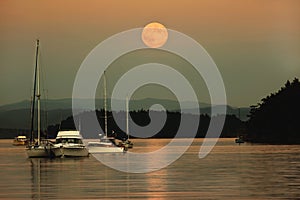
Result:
[30, 39, 39, 144]
[26, 40, 51, 158]
[104, 71, 108, 137]
[37, 42, 41, 146]
[126, 96, 129, 140]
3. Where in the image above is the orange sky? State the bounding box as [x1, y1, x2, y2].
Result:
[0, 0, 299, 106]
[1, 0, 299, 38]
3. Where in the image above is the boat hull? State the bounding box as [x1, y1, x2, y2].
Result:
[235, 138, 245, 144]
[118, 140, 133, 149]
[50, 146, 63, 157]
[26, 146, 50, 158]
[50, 145, 89, 157]
[13, 141, 28, 146]
[63, 147, 89, 157]
[87, 144, 124, 153]
[235, 140, 244, 144]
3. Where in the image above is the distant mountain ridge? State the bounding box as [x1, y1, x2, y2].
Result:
[0, 98, 211, 111]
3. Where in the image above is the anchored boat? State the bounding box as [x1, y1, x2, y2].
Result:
[87, 71, 125, 153]
[51, 131, 89, 157]
[13, 135, 28, 146]
[26, 39, 51, 158]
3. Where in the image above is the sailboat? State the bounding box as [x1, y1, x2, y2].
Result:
[235, 108, 245, 145]
[26, 40, 51, 158]
[87, 71, 125, 153]
[117, 96, 133, 149]
[235, 135, 245, 144]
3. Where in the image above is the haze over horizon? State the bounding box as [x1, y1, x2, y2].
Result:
[1, 0, 299, 107]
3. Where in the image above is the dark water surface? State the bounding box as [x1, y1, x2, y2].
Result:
[1, 139, 300, 199]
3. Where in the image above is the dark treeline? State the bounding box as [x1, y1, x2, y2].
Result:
[46, 110, 245, 139]
[246, 78, 300, 144]
[0, 128, 30, 139]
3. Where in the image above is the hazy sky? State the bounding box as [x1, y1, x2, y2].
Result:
[0, 0, 299, 107]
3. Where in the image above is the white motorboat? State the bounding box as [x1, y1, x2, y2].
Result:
[51, 130, 89, 157]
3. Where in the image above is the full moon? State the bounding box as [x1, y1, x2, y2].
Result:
[141, 22, 168, 48]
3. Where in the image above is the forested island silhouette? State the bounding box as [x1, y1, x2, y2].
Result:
[246, 78, 300, 144]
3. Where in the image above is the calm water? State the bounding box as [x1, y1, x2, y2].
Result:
[1, 138, 300, 199]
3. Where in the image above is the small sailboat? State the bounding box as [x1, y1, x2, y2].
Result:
[88, 134, 125, 153]
[235, 135, 245, 144]
[87, 71, 125, 153]
[26, 40, 51, 158]
[235, 108, 245, 145]
[117, 96, 133, 149]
